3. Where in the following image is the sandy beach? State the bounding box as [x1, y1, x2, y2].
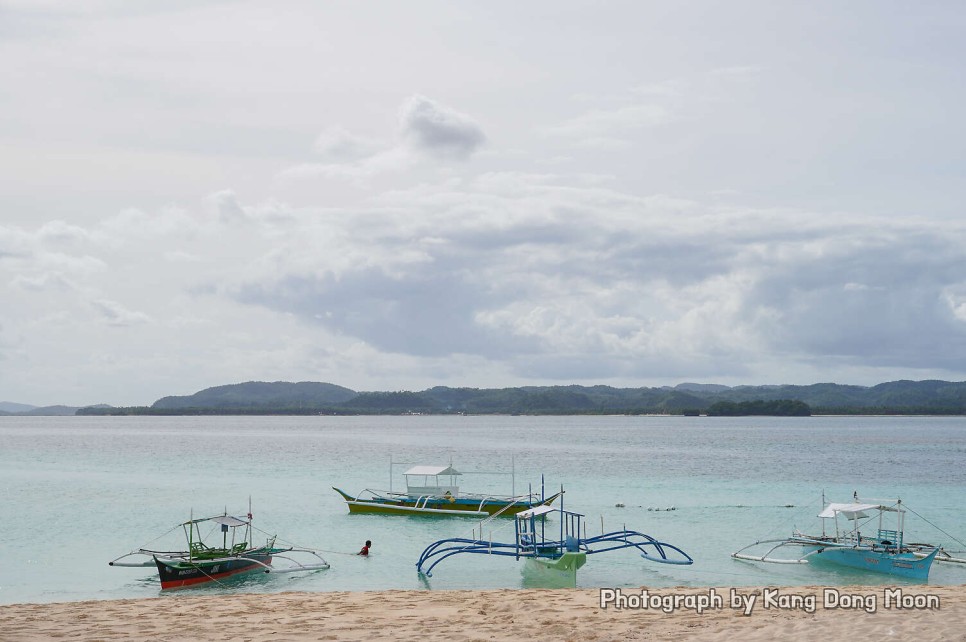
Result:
[2, 584, 963, 641]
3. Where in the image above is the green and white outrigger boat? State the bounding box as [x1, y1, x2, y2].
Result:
[333, 460, 562, 518]
[109, 503, 330, 590]
[416, 491, 693, 587]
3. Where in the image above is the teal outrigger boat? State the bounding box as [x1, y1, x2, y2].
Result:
[416, 493, 693, 586]
[732, 493, 966, 580]
[334, 463, 561, 517]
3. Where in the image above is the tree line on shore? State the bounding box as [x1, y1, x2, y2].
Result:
[71, 379, 966, 416]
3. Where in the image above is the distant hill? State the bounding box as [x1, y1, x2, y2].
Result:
[0, 404, 96, 416]
[0, 401, 37, 413]
[69, 378, 966, 416]
[151, 381, 358, 411]
[23, 405, 85, 416]
[674, 383, 732, 393]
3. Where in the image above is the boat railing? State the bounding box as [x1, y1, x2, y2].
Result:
[414, 495, 434, 510]
[473, 489, 560, 535]
[358, 488, 403, 501]
[876, 528, 902, 549]
[475, 495, 516, 516]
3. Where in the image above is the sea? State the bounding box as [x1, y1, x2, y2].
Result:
[2, 414, 965, 605]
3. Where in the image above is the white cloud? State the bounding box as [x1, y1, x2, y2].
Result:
[546, 104, 673, 141]
[10, 272, 75, 292]
[709, 65, 765, 77]
[313, 126, 384, 160]
[277, 95, 485, 184]
[276, 147, 415, 183]
[205, 189, 248, 224]
[91, 299, 151, 327]
[37, 220, 96, 244]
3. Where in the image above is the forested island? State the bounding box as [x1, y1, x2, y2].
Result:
[63, 379, 966, 417]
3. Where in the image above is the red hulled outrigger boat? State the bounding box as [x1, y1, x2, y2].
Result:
[109, 503, 329, 589]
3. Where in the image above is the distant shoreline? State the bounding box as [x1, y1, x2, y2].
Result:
[9, 379, 966, 417]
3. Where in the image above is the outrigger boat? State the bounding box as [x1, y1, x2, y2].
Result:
[732, 493, 966, 581]
[109, 506, 330, 589]
[416, 493, 693, 586]
[333, 462, 562, 517]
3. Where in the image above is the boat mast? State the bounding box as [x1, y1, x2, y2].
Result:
[247, 496, 253, 547]
[821, 490, 826, 538]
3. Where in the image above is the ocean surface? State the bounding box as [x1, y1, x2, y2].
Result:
[2, 415, 965, 604]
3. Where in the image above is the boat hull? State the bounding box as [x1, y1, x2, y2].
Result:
[811, 547, 937, 580]
[522, 552, 587, 587]
[333, 488, 559, 517]
[154, 553, 273, 589]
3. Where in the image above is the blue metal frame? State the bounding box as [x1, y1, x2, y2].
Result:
[415, 504, 693, 577]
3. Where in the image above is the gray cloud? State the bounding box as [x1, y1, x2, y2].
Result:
[398, 95, 486, 160]
[235, 266, 534, 358]
[744, 231, 966, 369]
[217, 176, 966, 384]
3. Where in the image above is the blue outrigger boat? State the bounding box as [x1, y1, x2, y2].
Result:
[416, 492, 693, 586]
[732, 494, 966, 581]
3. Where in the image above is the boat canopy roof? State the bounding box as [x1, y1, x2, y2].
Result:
[210, 515, 249, 527]
[818, 503, 898, 520]
[404, 465, 461, 476]
[517, 504, 558, 519]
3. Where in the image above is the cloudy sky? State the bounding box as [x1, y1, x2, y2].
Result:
[2, 1, 965, 406]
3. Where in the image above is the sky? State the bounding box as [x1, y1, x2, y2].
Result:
[2, 1, 966, 406]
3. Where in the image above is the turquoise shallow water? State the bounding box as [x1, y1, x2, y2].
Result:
[1, 415, 965, 604]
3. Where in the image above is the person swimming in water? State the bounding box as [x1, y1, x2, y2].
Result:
[357, 540, 371, 556]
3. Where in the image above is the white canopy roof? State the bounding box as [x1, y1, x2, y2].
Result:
[404, 465, 461, 476]
[818, 503, 897, 520]
[211, 515, 249, 527]
[517, 504, 557, 519]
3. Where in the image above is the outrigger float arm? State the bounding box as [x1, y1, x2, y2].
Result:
[262, 549, 331, 573]
[108, 553, 158, 567]
[581, 531, 694, 566]
[416, 537, 521, 577]
[109, 548, 198, 567]
[731, 539, 819, 564]
[415, 530, 693, 577]
[110, 547, 330, 572]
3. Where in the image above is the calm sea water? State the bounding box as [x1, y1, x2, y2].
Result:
[2, 415, 965, 604]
